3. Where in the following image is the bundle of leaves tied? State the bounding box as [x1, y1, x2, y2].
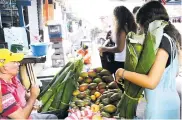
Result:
[116, 20, 168, 118]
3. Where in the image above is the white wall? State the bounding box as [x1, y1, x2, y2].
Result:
[28, 0, 39, 43]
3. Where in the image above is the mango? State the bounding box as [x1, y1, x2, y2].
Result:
[88, 70, 97, 78]
[91, 104, 100, 112]
[92, 115, 103, 120]
[91, 95, 96, 101]
[99, 104, 104, 110]
[101, 112, 111, 118]
[103, 104, 116, 113]
[94, 67, 103, 73]
[100, 69, 111, 76]
[84, 77, 92, 83]
[84, 99, 91, 106]
[99, 89, 106, 94]
[85, 89, 91, 95]
[75, 100, 85, 107]
[79, 83, 88, 92]
[72, 97, 78, 102]
[102, 76, 114, 83]
[108, 81, 118, 89]
[93, 78, 102, 84]
[98, 82, 107, 90]
[90, 89, 97, 95]
[94, 92, 101, 98]
[77, 92, 86, 99]
[80, 72, 88, 78]
[73, 90, 80, 96]
[88, 83, 97, 90]
[85, 95, 91, 100]
[78, 77, 84, 84]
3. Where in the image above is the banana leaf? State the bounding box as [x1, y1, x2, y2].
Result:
[117, 20, 168, 118]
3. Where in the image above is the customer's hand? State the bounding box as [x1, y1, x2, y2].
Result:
[115, 68, 124, 83]
[30, 85, 40, 99]
[98, 47, 107, 56]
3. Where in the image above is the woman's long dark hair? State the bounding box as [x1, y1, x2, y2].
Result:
[114, 6, 137, 38]
[136, 1, 181, 47]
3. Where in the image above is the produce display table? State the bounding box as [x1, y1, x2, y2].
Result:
[21, 56, 46, 64]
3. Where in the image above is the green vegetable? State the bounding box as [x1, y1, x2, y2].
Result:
[117, 20, 168, 118]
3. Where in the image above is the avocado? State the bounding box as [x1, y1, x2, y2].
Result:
[108, 81, 118, 89]
[93, 78, 102, 84]
[102, 98, 110, 105]
[88, 83, 97, 90]
[100, 69, 111, 76]
[110, 93, 121, 102]
[102, 76, 114, 83]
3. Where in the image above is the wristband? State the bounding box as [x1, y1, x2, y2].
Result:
[121, 70, 125, 80]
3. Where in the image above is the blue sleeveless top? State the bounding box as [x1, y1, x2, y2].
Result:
[144, 33, 180, 119]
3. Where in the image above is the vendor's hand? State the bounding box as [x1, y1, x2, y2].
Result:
[30, 85, 40, 99]
[115, 68, 125, 83]
[33, 99, 42, 111]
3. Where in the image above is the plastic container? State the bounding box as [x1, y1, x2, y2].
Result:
[30, 43, 48, 57]
[11, 44, 24, 53]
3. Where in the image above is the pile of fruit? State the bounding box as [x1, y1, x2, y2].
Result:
[38, 59, 83, 114]
[70, 67, 123, 118]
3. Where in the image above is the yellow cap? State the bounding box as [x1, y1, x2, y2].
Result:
[0, 49, 24, 67]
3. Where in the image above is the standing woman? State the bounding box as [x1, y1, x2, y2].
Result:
[115, 1, 181, 119]
[99, 6, 137, 74]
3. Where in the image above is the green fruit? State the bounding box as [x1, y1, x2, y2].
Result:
[108, 81, 118, 89]
[75, 100, 85, 107]
[78, 77, 84, 83]
[70, 102, 76, 108]
[88, 83, 97, 90]
[93, 78, 102, 84]
[102, 76, 114, 83]
[80, 72, 88, 78]
[90, 89, 97, 95]
[100, 94, 107, 101]
[99, 89, 106, 94]
[101, 112, 111, 118]
[85, 89, 91, 95]
[110, 93, 121, 102]
[100, 69, 111, 76]
[84, 99, 91, 106]
[106, 92, 114, 98]
[72, 97, 78, 102]
[102, 98, 110, 105]
[88, 70, 97, 78]
[94, 67, 103, 73]
[98, 82, 107, 89]
[99, 104, 104, 110]
[103, 104, 117, 113]
[103, 91, 110, 95]
[84, 77, 92, 83]
[77, 92, 86, 99]
[108, 89, 120, 93]
[112, 100, 119, 106]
